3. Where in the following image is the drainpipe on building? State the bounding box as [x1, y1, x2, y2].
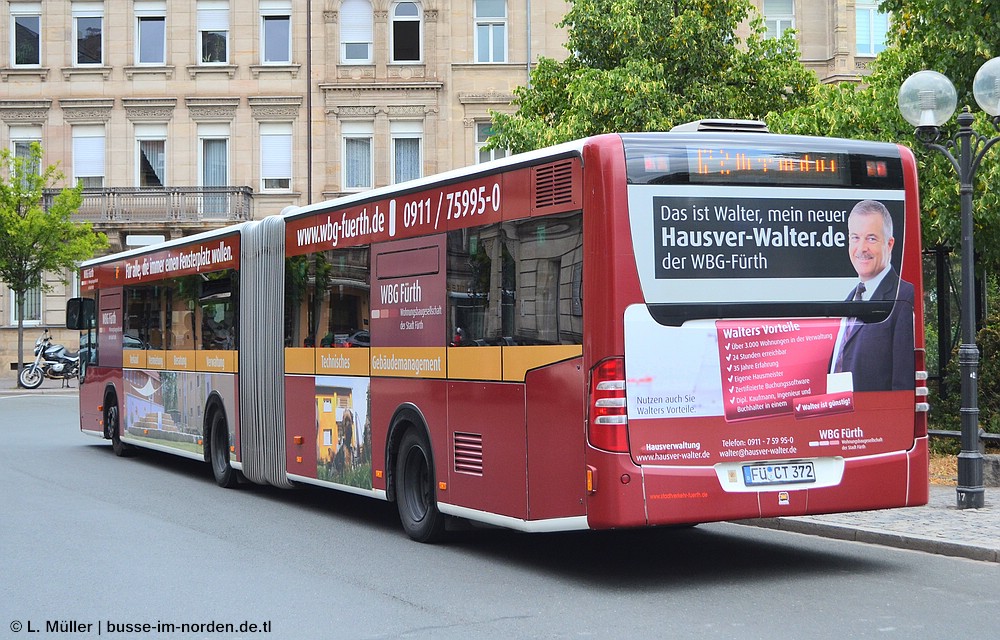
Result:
[526, 0, 532, 88]
[306, 0, 314, 203]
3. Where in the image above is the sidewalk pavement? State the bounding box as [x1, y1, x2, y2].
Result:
[0, 383, 78, 395]
[3, 380, 996, 563]
[738, 485, 999, 563]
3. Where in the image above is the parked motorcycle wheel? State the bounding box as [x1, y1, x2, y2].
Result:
[18, 366, 44, 389]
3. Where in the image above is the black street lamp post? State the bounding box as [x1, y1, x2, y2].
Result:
[898, 61, 1000, 509]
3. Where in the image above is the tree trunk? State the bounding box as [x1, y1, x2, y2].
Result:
[15, 289, 25, 388]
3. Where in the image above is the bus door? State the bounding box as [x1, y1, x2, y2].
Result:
[74, 287, 123, 436]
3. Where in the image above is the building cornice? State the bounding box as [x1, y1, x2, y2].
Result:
[458, 90, 514, 105]
[320, 81, 444, 93]
[122, 97, 179, 122]
[59, 98, 115, 122]
[185, 97, 241, 121]
[0, 99, 52, 124]
[248, 96, 304, 120]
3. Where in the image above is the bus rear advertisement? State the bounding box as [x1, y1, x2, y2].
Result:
[68, 123, 928, 542]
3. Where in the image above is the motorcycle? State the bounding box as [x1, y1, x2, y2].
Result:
[19, 329, 80, 389]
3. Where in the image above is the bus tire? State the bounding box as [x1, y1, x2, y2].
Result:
[107, 400, 132, 457]
[394, 428, 445, 543]
[208, 407, 239, 488]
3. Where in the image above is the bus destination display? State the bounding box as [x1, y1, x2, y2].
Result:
[686, 147, 850, 186]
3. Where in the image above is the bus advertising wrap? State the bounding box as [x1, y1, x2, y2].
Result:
[625, 184, 916, 468]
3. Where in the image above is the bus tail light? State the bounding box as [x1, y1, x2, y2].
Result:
[589, 357, 629, 453]
[914, 349, 928, 438]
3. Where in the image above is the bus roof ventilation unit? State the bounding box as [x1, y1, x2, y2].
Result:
[670, 119, 770, 133]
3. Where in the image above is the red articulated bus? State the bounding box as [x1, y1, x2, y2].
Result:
[68, 121, 929, 542]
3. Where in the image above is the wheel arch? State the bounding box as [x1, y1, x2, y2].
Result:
[102, 382, 120, 440]
[384, 403, 433, 504]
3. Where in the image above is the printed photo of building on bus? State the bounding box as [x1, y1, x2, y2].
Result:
[315, 377, 372, 489]
[122, 368, 236, 457]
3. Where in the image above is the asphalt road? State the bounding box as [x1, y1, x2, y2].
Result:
[1, 393, 997, 639]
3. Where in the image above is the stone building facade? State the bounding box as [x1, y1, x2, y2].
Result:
[0, 0, 886, 380]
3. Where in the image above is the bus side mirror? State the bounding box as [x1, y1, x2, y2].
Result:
[66, 297, 95, 330]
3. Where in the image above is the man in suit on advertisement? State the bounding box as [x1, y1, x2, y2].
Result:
[830, 199, 915, 392]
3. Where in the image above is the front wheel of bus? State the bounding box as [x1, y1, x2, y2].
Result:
[209, 409, 239, 489]
[395, 429, 445, 543]
[107, 402, 132, 457]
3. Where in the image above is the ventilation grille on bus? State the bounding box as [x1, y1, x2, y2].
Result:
[533, 161, 576, 209]
[454, 432, 484, 475]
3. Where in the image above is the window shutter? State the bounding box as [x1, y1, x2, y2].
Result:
[261, 124, 292, 179]
[341, 0, 373, 42]
[198, 2, 229, 31]
[73, 127, 105, 178]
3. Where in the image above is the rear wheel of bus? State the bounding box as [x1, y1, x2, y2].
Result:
[395, 428, 445, 543]
[208, 407, 239, 488]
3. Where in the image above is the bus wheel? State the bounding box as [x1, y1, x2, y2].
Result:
[107, 401, 132, 457]
[209, 408, 238, 488]
[395, 428, 445, 543]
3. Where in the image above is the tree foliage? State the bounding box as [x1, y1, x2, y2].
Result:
[0, 143, 107, 378]
[488, 0, 818, 153]
[767, 1, 1000, 270]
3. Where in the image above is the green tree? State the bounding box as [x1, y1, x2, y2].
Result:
[488, 0, 818, 153]
[766, 1, 1000, 272]
[0, 143, 107, 386]
[764, 1, 1000, 416]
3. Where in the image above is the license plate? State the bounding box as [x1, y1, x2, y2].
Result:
[742, 462, 816, 486]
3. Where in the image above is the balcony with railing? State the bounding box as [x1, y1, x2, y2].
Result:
[46, 186, 255, 225]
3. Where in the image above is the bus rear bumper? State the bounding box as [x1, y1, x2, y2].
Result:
[585, 437, 930, 529]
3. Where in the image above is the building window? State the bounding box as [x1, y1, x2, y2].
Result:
[391, 121, 422, 184]
[13, 139, 41, 180]
[10, 125, 42, 188]
[135, 123, 167, 188]
[856, 1, 889, 56]
[198, 1, 230, 64]
[73, 125, 105, 188]
[73, 2, 104, 66]
[135, 1, 167, 65]
[474, 0, 506, 63]
[763, 0, 794, 39]
[261, 1, 291, 64]
[200, 123, 230, 214]
[261, 122, 292, 190]
[10, 3, 41, 67]
[391, 2, 421, 63]
[10, 286, 42, 325]
[341, 0, 373, 64]
[476, 122, 508, 164]
[343, 121, 373, 190]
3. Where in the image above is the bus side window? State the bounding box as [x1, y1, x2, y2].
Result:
[200, 270, 237, 350]
[322, 246, 370, 348]
[501, 212, 583, 346]
[447, 224, 513, 346]
[170, 276, 199, 350]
